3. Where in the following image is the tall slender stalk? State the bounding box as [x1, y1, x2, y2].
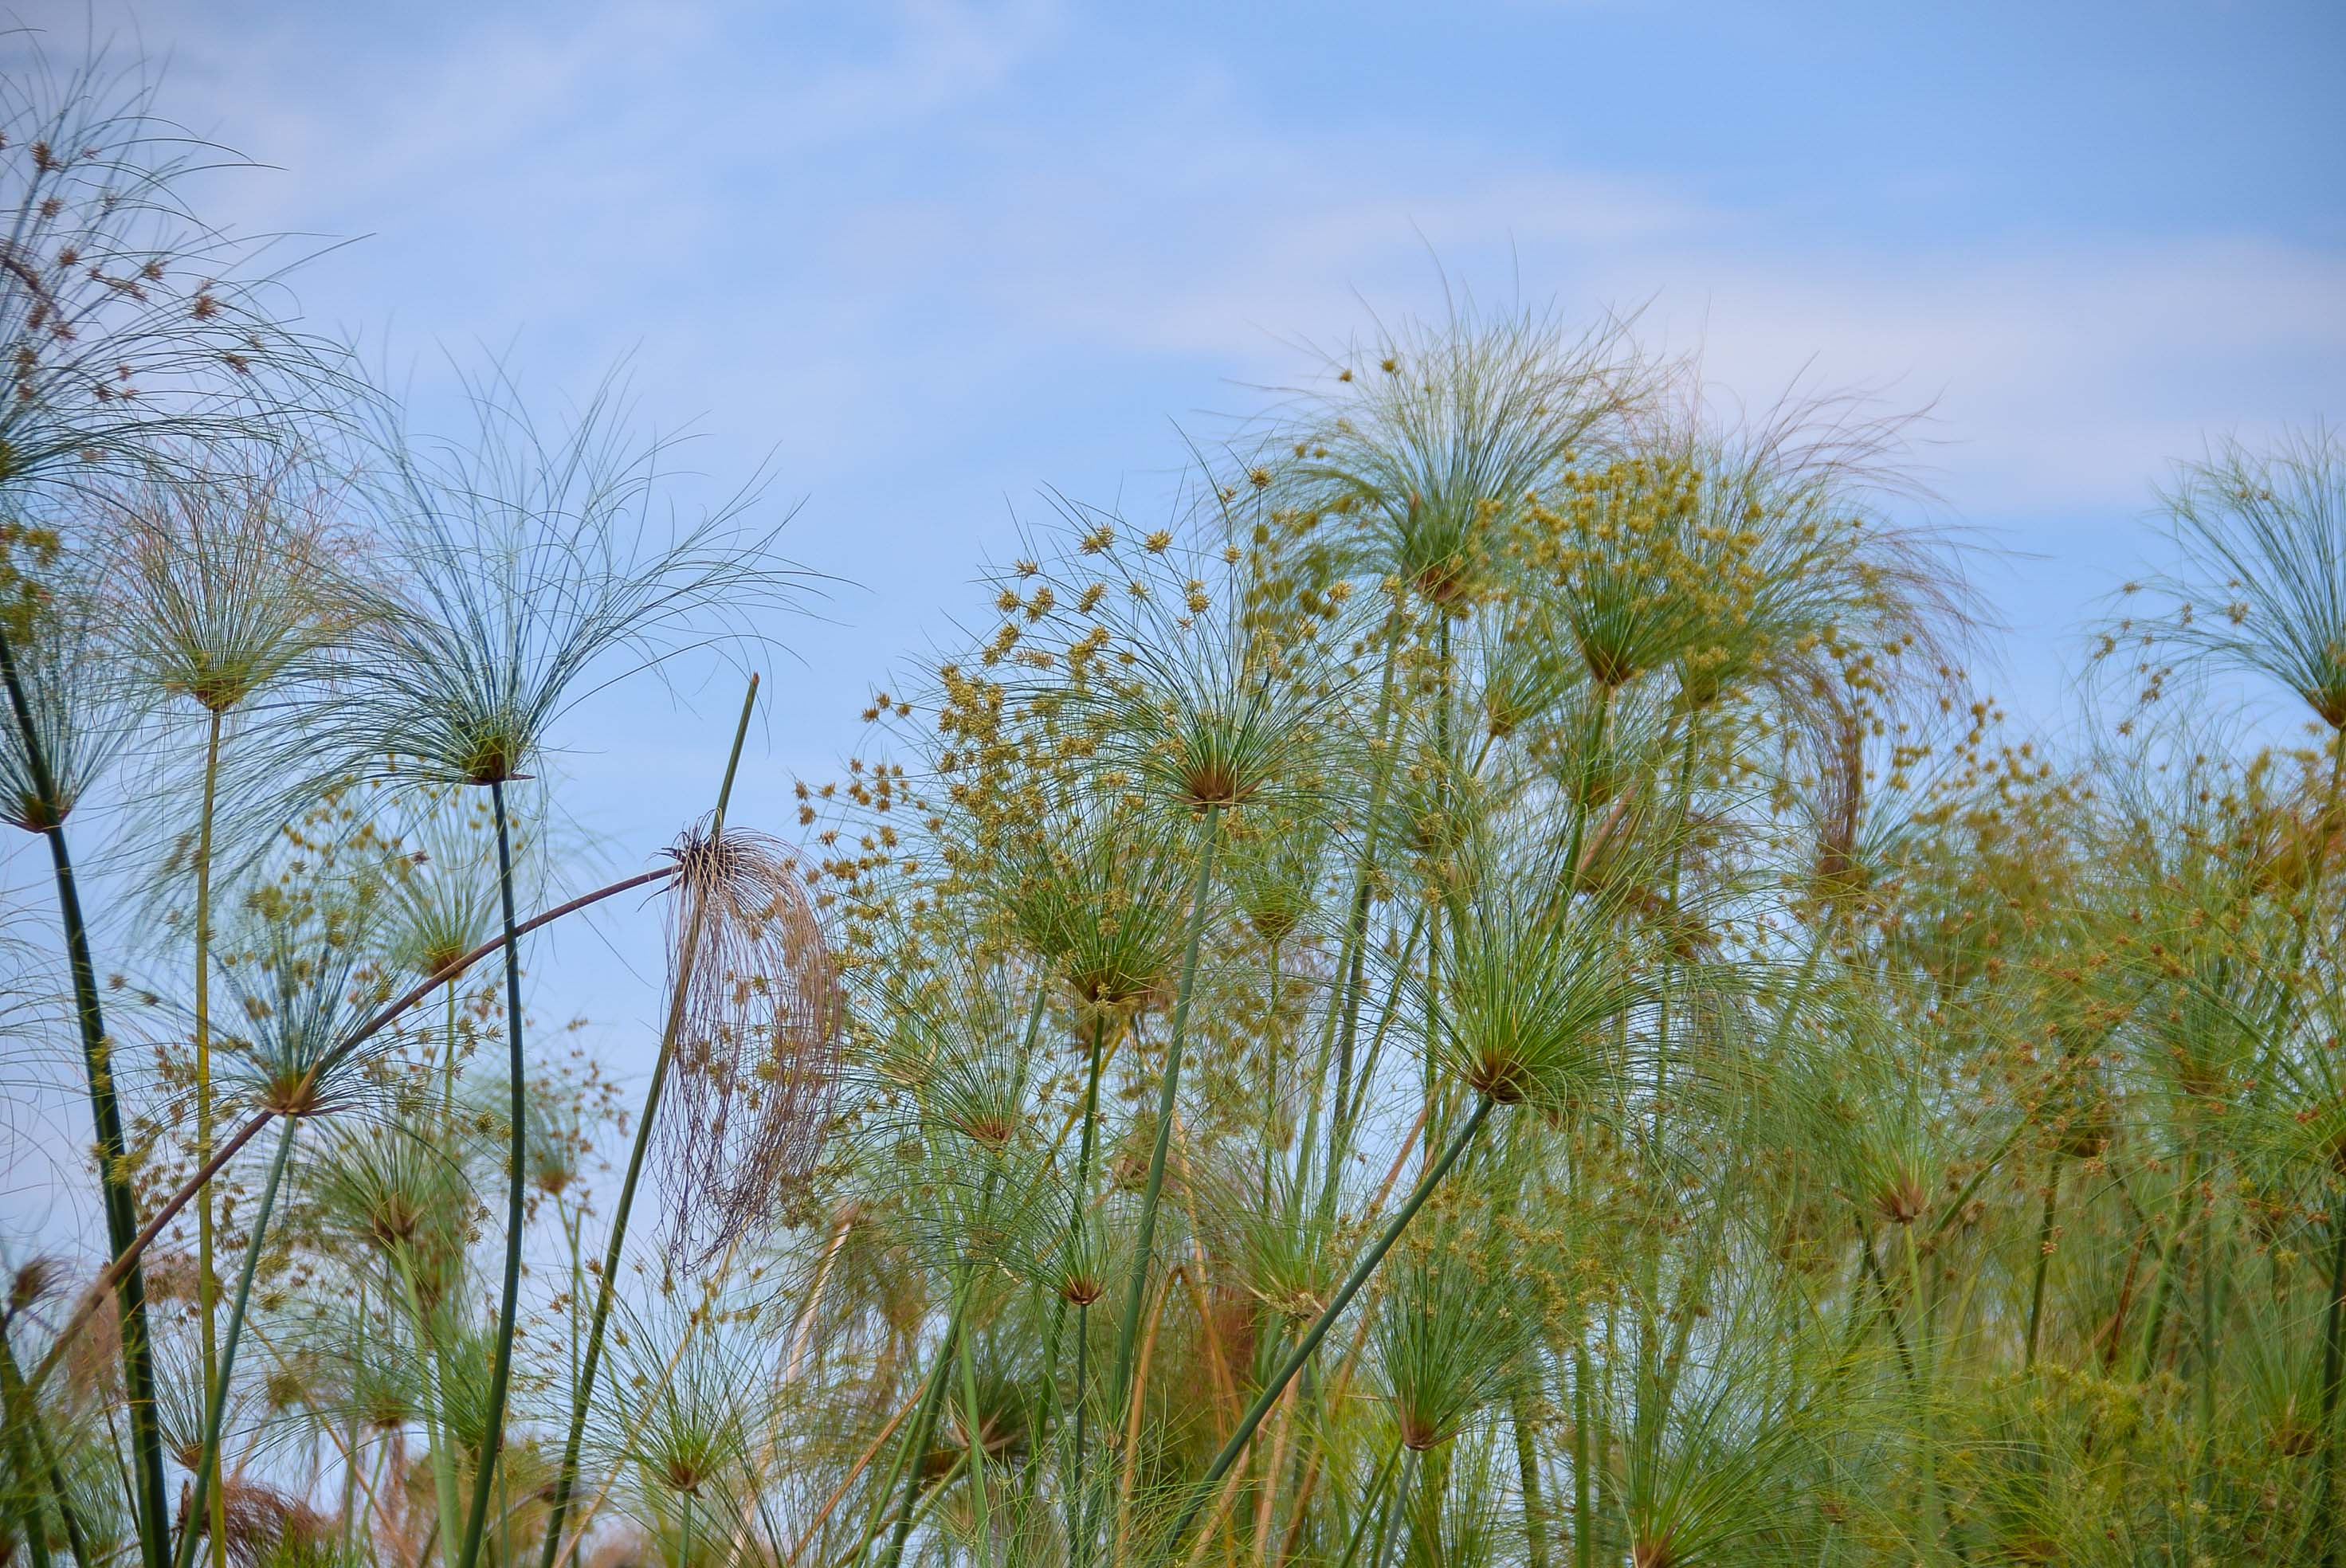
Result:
[1332, 1437, 1402, 1568]
[857, 1448, 967, 1568]
[1512, 1386, 1550, 1568]
[1368, 1448, 1422, 1568]
[191, 708, 226, 1568]
[0, 1332, 88, 1568]
[6, 1465, 49, 1568]
[2134, 1151, 2202, 1383]
[2195, 1131, 2222, 1447]
[1250, 1379, 1297, 1568]
[1, 1338, 65, 1568]
[442, 986, 460, 1121]
[563, 1198, 581, 1426]
[0, 622, 169, 1568]
[1898, 1224, 1953, 1566]
[449, 777, 528, 1568]
[1108, 802, 1225, 1424]
[1327, 625, 1406, 1182]
[1113, 1268, 1179, 1552]
[1065, 1014, 1108, 1568]
[1571, 1347, 1594, 1568]
[169, 1115, 300, 1568]
[2023, 1150, 2063, 1370]
[1167, 1093, 1498, 1553]
[339, 1284, 363, 1561]
[391, 1252, 465, 1566]
[876, 1275, 976, 1568]
[536, 676, 761, 1568]
[956, 1320, 994, 1568]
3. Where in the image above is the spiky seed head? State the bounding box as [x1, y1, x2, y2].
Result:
[657, 820, 842, 1269]
[6, 1254, 61, 1315]
[1872, 1170, 1927, 1227]
[2136, 426, 2346, 730]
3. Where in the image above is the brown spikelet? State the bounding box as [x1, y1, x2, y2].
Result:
[175, 1476, 329, 1567]
[8, 1254, 64, 1315]
[141, 1248, 200, 1304]
[1572, 787, 1643, 895]
[657, 820, 843, 1271]
[1810, 706, 1869, 899]
[1873, 1173, 1928, 1228]
[2274, 1397, 2320, 1457]
[2056, 1094, 2114, 1160]
[65, 1289, 123, 1405]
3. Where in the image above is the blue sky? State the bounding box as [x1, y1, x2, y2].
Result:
[70, 0, 2330, 710]
[5, 0, 2342, 1229]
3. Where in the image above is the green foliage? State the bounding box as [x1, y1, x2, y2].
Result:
[9, 45, 2346, 1568]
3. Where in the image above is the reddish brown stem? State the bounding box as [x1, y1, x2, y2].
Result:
[22, 863, 679, 1397]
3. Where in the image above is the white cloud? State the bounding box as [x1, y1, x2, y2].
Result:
[51, 0, 2332, 535]
[1604, 237, 2346, 508]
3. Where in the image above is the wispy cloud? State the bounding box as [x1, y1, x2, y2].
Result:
[26, 0, 2343, 641]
